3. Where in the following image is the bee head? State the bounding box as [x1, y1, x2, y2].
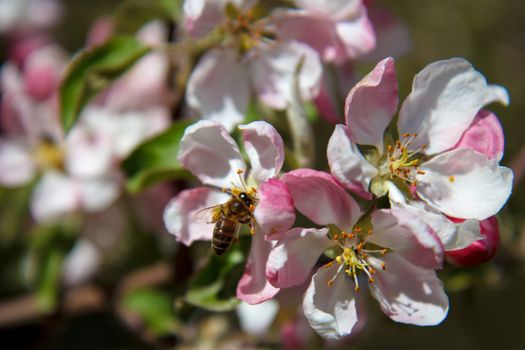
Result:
[239, 192, 253, 206]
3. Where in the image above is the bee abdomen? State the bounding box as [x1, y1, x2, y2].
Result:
[212, 218, 237, 256]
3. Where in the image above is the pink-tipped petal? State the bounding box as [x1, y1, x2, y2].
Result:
[186, 48, 250, 131]
[327, 125, 377, 199]
[398, 58, 489, 155]
[163, 187, 229, 246]
[344, 57, 397, 149]
[295, 0, 361, 19]
[445, 216, 500, 267]
[281, 169, 362, 230]
[239, 121, 285, 183]
[178, 120, 246, 189]
[237, 230, 280, 304]
[453, 110, 504, 161]
[250, 41, 322, 110]
[0, 139, 36, 186]
[368, 254, 449, 326]
[369, 208, 443, 269]
[266, 227, 332, 288]
[254, 178, 295, 239]
[303, 264, 360, 340]
[417, 148, 513, 220]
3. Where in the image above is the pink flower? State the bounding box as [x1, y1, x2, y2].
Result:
[266, 169, 447, 339]
[270, 0, 376, 64]
[0, 0, 62, 35]
[183, 0, 323, 130]
[327, 57, 513, 221]
[163, 120, 295, 304]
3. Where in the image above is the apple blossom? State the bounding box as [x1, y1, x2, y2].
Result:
[183, 0, 324, 130]
[163, 120, 295, 304]
[266, 169, 448, 339]
[327, 57, 513, 222]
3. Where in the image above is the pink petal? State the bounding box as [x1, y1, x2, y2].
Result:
[303, 264, 361, 340]
[369, 208, 443, 269]
[239, 121, 285, 183]
[163, 187, 229, 246]
[281, 169, 362, 230]
[368, 254, 449, 326]
[452, 110, 504, 161]
[250, 41, 322, 109]
[178, 120, 246, 189]
[398, 58, 489, 155]
[266, 227, 332, 288]
[237, 229, 280, 304]
[344, 57, 398, 149]
[254, 178, 295, 240]
[417, 148, 513, 220]
[183, 0, 225, 37]
[445, 216, 500, 267]
[0, 139, 36, 186]
[186, 48, 250, 131]
[327, 125, 377, 199]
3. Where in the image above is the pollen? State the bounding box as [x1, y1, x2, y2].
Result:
[378, 133, 425, 186]
[449, 175, 455, 183]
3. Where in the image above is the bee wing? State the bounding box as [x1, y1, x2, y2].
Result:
[193, 204, 223, 224]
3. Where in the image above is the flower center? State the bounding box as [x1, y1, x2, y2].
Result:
[224, 4, 270, 53]
[34, 137, 64, 170]
[378, 133, 426, 185]
[325, 228, 387, 291]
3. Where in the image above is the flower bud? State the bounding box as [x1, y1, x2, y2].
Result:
[445, 216, 500, 267]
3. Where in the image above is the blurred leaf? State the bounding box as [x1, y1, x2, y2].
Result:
[60, 36, 150, 132]
[185, 238, 249, 312]
[122, 119, 194, 193]
[123, 288, 180, 336]
[114, 0, 183, 35]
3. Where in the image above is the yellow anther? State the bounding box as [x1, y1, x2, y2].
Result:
[236, 169, 244, 174]
[417, 170, 426, 175]
[336, 256, 343, 264]
[325, 261, 333, 268]
[448, 175, 455, 183]
[368, 278, 374, 283]
[332, 234, 339, 240]
[381, 262, 387, 270]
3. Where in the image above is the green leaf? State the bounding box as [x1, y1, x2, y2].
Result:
[59, 36, 150, 132]
[185, 238, 249, 312]
[113, 0, 183, 35]
[122, 119, 194, 193]
[123, 288, 180, 336]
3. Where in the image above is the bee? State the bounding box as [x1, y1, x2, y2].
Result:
[194, 179, 257, 256]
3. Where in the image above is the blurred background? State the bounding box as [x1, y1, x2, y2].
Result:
[1, 0, 524, 349]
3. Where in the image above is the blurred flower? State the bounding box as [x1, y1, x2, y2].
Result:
[270, 0, 376, 64]
[0, 0, 61, 35]
[183, 0, 323, 130]
[327, 57, 513, 221]
[163, 120, 295, 304]
[236, 299, 279, 336]
[267, 169, 447, 339]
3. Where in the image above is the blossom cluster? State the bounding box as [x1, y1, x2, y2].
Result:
[0, 0, 515, 345]
[164, 1, 513, 338]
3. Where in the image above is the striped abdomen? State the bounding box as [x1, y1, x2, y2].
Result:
[212, 217, 239, 256]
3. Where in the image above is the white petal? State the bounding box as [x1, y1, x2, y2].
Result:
[327, 124, 377, 199]
[178, 120, 246, 189]
[236, 300, 279, 336]
[266, 227, 332, 288]
[62, 239, 101, 287]
[77, 175, 121, 213]
[250, 41, 322, 109]
[0, 139, 36, 186]
[186, 48, 250, 131]
[239, 121, 285, 183]
[30, 171, 78, 223]
[417, 148, 513, 220]
[398, 58, 488, 155]
[483, 84, 509, 106]
[163, 187, 229, 246]
[369, 208, 443, 269]
[295, 0, 361, 20]
[303, 264, 360, 340]
[368, 254, 449, 326]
